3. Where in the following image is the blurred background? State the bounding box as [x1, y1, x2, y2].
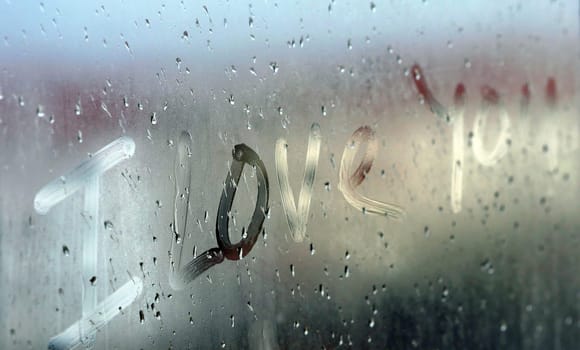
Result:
[0, 1, 578, 349]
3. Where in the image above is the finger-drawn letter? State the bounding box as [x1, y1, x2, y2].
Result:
[472, 86, 511, 166]
[35, 137, 141, 350]
[451, 84, 466, 213]
[338, 126, 404, 219]
[275, 123, 321, 242]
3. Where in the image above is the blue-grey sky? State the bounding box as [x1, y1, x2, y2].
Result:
[1, 0, 575, 64]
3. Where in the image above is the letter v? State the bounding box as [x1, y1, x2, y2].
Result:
[275, 123, 322, 242]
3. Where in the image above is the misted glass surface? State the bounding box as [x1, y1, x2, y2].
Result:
[1, 1, 579, 349]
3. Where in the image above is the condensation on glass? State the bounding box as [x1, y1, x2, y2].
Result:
[1, 1, 579, 349]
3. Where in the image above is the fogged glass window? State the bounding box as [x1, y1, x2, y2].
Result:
[1, 1, 579, 349]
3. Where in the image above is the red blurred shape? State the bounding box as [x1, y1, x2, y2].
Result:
[545, 77, 557, 106]
[480, 85, 499, 105]
[454, 83, 466, 106]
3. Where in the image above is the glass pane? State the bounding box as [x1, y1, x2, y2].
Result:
[1, 1, 578, 349]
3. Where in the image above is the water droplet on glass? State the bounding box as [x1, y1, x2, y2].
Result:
[139, 310, 145, 324]
[36, 105, 45, 118]
[77, 130, 83, 143]
[89, 276, 97, 285]
[290, 264, 295, 277]
[151, 112, 158, 125]
[321, 105, 327, 117]
[269, 62, 279, 74]
[234, 147, 244, 160]
[104, 220, 114, 230]
[62, 245, 70, 256]
[74, 102, 82, 116]
[370, 2, 376, 12]
[281, 115, 289, 129]
[413, 68, 421, 81]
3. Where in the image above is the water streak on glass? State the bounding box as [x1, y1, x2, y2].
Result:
[411, 63, 451, 123]
[168, 131, 195, 290]
[80, 176, 99, 347]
